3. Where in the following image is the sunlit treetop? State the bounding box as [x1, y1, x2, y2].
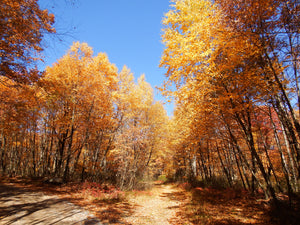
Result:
[0, 0, 55, 84]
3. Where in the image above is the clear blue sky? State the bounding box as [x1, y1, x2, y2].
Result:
[38, 0, 174, 116]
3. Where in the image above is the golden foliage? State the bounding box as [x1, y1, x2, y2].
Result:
[0, 0, 55, 84]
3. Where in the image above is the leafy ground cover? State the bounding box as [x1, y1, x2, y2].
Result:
[1, 176, 299, 224]
[172, 182, 300, 225]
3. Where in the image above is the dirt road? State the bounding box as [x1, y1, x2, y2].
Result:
[0, 180, 185, 225]
[0, 182, 102, 225]
[124, 184, 182, 225]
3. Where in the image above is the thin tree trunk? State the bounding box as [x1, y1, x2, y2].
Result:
[231, 142, 247, 189]
[236, 110, 278, 202]
[269, 107, 294, 203]
[216, 143, 232, 187]
[63, 125, 74, 182]
[223, 114, 268, 198]
[281, 122, 299, 192]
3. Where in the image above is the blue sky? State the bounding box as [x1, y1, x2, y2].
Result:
[38, 0, 174, 116]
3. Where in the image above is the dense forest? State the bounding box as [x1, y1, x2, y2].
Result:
[1, 0, 300, 208]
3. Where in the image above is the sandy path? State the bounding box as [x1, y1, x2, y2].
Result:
[0, 182, 102, 225]
[124, 184, 181, 225]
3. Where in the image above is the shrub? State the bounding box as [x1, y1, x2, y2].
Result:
[80, 181, 125, 201]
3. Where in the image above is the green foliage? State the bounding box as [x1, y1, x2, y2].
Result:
[157, 175, 168, 183]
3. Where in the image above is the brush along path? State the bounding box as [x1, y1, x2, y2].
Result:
[124, 184, 184, 225]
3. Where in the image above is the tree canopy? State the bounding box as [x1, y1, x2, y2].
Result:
[0, 0, 300, 207]
[0, 0, 55, 84]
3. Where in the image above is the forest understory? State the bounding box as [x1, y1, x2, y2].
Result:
[1, 176, 300, 225]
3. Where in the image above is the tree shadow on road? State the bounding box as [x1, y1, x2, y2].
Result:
[89, 198, 135, 224]
[0, 183, 101, 224]
[0, 177, 139, 225]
